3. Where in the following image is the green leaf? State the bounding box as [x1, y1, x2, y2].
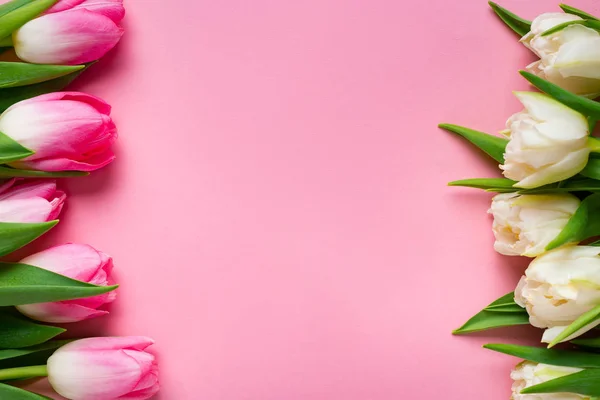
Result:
[0, 64, 89, 114]
[453, 292, 530, 335]
[572, 337, 600, 349]
[0, 262, 117, 306]
[546, 193, 600, 251]
[0, 0, 38, 18]
[0, 341, 67, 361]
[438, 123, 508, 163]
[521, 368, 600, 397]
[0, 132, 32, 164]
[0, 221, 57, 257]
[0, 62, 84, 89]
[541, 19, 600, 37]
[548, 303, 600, 348]
[484, 343, 600, 368]
[560, 4, 599, 21]
[0, 167, 88, 178]
[520, 71, 600, 120]
[0, 0, 58, 40]
[0, 311, 63, 349]
[448, 178, 517, 192]
[0, 383, 51, 399]
[488, 1, 532, 37]
[581, 158, 600, 180]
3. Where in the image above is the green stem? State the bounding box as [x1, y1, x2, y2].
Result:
[0, 36, 13, 47]
[589, 136, 600, 153]
[0, 365, 47, 381]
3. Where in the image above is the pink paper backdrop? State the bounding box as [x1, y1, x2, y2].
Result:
[18, 0, 600, 398]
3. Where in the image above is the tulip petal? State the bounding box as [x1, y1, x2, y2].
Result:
[16, 301, 108, 323]
[62, 336, 155, 352]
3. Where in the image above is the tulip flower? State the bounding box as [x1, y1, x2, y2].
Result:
[16, 244, 115, 323]
[0, 92, 117, 172]
[489, 193, 580, 257]
[521, 13, 600, 98]
[500, 92, 591, 188]
[47, 337, 159, 400]
[0, 179, 64, 222]
[511, 361, 585, 400]
[515, 246, 600, 343]
[47, 0, 125, 23]
[12, 6, 123, 65]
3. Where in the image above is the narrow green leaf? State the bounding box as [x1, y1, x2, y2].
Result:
[0, 167, 88, 178]
[0, 341, 67, 361]
[0, 383, 51, 399]
[548, 303, 600, 348]
[0, 62, 84, 89]
[0, 132, 32, 164]
[0, 221, 57, 257]
[453, 292, 530, 335]
[581, 158, 600, 180]
[448, 178, 517, 192]
[541, 19, 600, 37]
[522, 368, 600, 396]
[520, 71, 600, 120]
[0, 312, 63, 349]
[0, 263, 117, 306]
[484, 343, 600, 368]
[560, 4, 600, 20]
[0, 64, 89, 113]
[489, 1, 532, 37]
[439, 123, 508, 163]
[546, 193, 600, 251]
[572, 337, 600, 349]
[0, 0, 37, 18]
[0, 0, 58, 40]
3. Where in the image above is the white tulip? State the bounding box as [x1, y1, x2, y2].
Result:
[511, 361, 585, 400]
[515, 246, 600, 343]
[500, 92, 590, 189]
[522, 13, 600, 98]
[489, 193, 579, 257]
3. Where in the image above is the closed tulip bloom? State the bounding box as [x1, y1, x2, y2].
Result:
[522, 13, 600, 98]
[47, 337, 159, 400]
[16, 244, 115, 323]
[489, 193, 579, 257]
[47, 0, 125, 23]
[0, 92, 117, 172]
[13, 8, 123, 65]
[500, 92, 590, 188]
[0, 179, 64, 223]
[511, 361, 585, 400]
[515, 246, 600, 343]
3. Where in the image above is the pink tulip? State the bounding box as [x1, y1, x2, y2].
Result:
[0, 92, 117, 172]
[47, 0, 125, 23]
[47, 337, 159, 400]
[0, 179, 64, 222]
[16, 243, 116, 323]
[13, 8, 123, 65]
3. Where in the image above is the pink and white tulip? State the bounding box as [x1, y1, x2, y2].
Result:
[0, 92, 117, 172]
[16, 244, 115, 323]
[47, 337, 159, 400]
[13, 7, 123, 65]
[47, 0, 125, 23]
[0, 179, 64, 223]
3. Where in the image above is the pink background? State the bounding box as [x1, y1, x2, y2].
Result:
[17, 0, 600, 398]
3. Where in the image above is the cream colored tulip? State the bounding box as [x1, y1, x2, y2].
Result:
[500, 92, 590, 188]
[489, 193, 579, 257]
[515, 246, 600, 343]
[511, 361, 586, 400]
[522, 13, 600, 98]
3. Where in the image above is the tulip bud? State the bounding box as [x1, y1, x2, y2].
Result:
[0, 179, 64, 223]
[500, 92, 591, 188]
[522, 13, 600, 98]
[47, 0, 125, 23]
[13, 8, 123, 65]
[515, 246, 600, 343]
[511, 361, 585, 400]
[16, 244, 115, 323]
[47, 337, 159, 400]
[0, 92, 117, 172]
[489, 193, 580, 257]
